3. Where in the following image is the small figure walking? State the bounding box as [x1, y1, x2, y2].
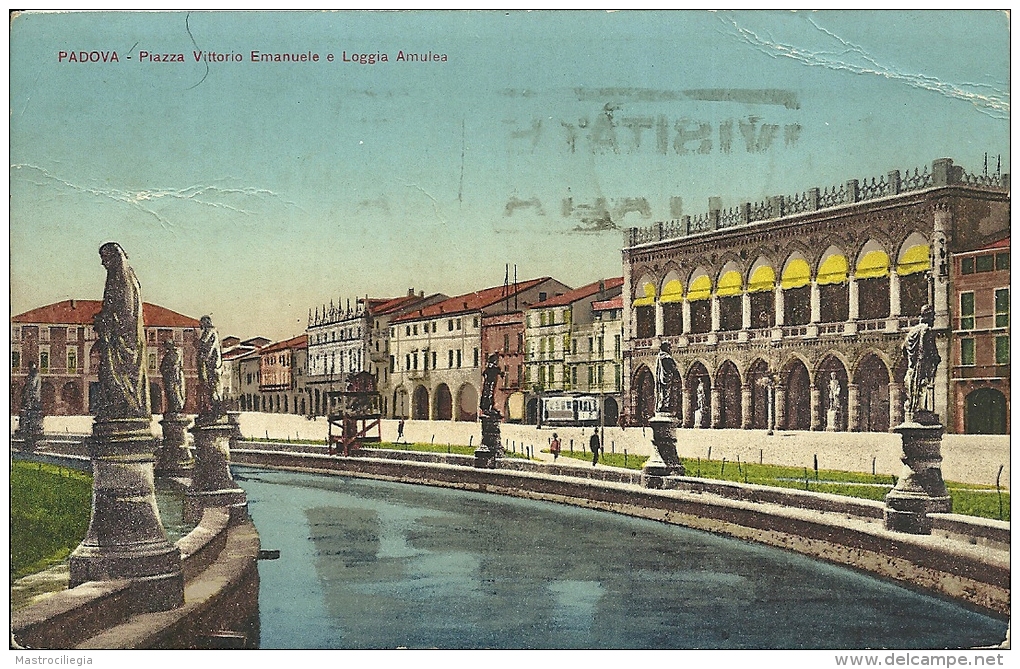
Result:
[590, 430, 601, 467]
[550, 432, 561, 461]
[397, 417, 405, 443]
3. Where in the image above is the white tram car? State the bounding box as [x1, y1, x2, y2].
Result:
[541, 395, 600, 426]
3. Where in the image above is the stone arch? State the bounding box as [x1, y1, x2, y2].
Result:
[715, 360, 742, 429]
[61, 381, 84, 415]
[412, 385, 429, 420]
[716, 261, 745, 332]
[685, 361, 711, 428]
[816, 354, 850, 431]
[780, 251, 812, 326]
[747, 358, 772, 430]
[747, 257, 777, 329]
[895, 231, 931, 316]
[633, 364, 655, 426]
[434, 383, 453, 421]
[633, 272, 658, 339]
[965, 387, 1007, 434]
[854, 353, 891, 433]
[817, 245, 850, 323]
[40, 381, 56, 415]
[856, 240, 893, 320]
[780, 357, 811, 430]
[660, 269, 684, 336]
[457, 383, 478, 421]
[604, 396, 620, 426]
[686, 267, 713, 334]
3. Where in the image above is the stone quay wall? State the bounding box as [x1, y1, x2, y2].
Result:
[231, 446, 1010, 617]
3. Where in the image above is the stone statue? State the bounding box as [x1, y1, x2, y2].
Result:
[160, 339, 186, 414]
[828, 372, 841, 413]
[94, 242, 150, 419]
[480, 353, 504, 417]
[196, 315, 223, 419]
[654, 342, 680, 414]
[902, 304, 941, 420]
[21, 361, 41, 412]
[696, 380, 706, 412]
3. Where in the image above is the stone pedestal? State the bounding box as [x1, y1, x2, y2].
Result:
[185, 417, 247, 523]
[226, 411, 244, 448]
[155, 413, 193, 476]
[69, 417, 184, 613]
[15, 409, 44, 451]
[884, 412, 952, 535]
[826, 408, 838, 432]
[643, 414, 684, 488]
[693, 409, 704, 428]
[474, 413, 502, 469]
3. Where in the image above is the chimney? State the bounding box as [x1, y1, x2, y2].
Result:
[408, 287, 415, 296]
[419, 291, 424, 298]
[70, 299, 76, 309]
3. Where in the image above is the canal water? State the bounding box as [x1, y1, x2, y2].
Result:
[234, 467, 1006, 650]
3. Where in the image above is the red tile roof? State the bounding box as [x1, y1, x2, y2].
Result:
[592, 296, 624, 311]
[371, 294, 426, 315]
[530, 277, 623, 308]
[12, 300, 200, 328]
[392, 278, 551, 323]
[259, 334, 308, 354]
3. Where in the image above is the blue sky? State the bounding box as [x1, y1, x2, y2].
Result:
[9, 10, 1009, 340]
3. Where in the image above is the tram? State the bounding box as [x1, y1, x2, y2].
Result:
[540, 395, 600, 426]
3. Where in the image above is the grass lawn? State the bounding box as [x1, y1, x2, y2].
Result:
[549, 450, 1009, 522]
[11, 461, 92, 578]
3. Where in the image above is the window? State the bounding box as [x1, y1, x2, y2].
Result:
[995, 288, 1009, 328]
[413, 353, 419, 370]
[473, 348, 478, 367]
[448, 350, 454, 367]
[12, 350, 20, 370]
[456, 350, 462, 368]
[572, 339, 577, 355]
[432, 322, 437, 333]
[996, 252, 1009, 271]
[961, 257, 975, 274]
[448, 319, 454, 331]
[39, 351, 49, 372]
[503, 334, 510, 352]
[539, 292, 547, 302]
[571, 366, 578, 386]
[614, 334, 621, 358]
[976, 255, 994, 273]
[960, 292, 975, 330]
[432, 351, 437, 369]
[405, 354, 411, 370]
[960, 338, 975, 366]
[67, 350, 77, 372]
[456, 319, 461, 330]
[995, 336, 1010, 364]
[413, 324, 419, 335]
[473, 317, 479, 328]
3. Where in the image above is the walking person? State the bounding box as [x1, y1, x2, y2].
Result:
[397, 417, 405, 443]
[590, 430, 601, 467]
[550, 432, 561, 462]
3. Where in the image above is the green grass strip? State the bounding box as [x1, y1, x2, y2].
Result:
[11, 461, 92, 578]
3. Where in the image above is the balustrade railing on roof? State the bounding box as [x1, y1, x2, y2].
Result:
[626, 156, 1009, 248]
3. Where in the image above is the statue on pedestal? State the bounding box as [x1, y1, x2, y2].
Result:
[160, 339, 186, 415]
[480, 352, 504, 418]
[22, 361, 41, 412]
[196, 315, 223, 421]
[902, 304, 940, 422]
[94, 242, 150, 419]
[654, 342, 680, 415]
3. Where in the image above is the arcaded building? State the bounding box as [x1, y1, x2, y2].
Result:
[622, 158, 1009, 433]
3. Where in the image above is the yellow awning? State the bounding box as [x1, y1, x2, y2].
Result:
[660, 279, 684, 303]
[748, 265, 776, 293]
[856, 250, 890, 279]
[817, 254, 848, 285]
[687, 275, 712, 301]
[897, 244, 931, 276]
[716, 270, 743, 297]
[781, 258, 811, 290]
[633, 281, 657, 306]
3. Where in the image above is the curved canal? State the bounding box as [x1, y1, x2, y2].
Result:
[234, 467, 1007, 650]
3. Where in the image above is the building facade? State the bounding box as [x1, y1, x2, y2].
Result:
[388, 278, 571, 421]
[479, 311, 526, 422]
[305, 290, 445, 416]
[11, 300, 201, 416]
[523, 278, 624, 424]
[252, 335, 308, 415]
[950, 238, 1010, 433]
[622, 157, 1009, 433]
